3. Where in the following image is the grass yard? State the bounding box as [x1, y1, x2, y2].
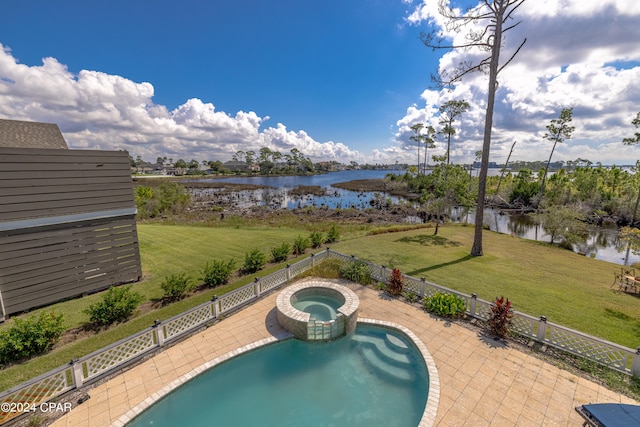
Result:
[1, 221, 638, 391]
[0, 224, 309, 390]
[331, 224, 640, 349]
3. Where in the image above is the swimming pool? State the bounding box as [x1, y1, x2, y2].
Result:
[126, 323, 432, 426]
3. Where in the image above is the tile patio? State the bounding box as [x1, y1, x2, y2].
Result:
[50, 280, 638, 427]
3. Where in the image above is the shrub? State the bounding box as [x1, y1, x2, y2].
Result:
[201, 259, 236, 287]
[405, 291, 418, 303]
[296, 258, 343, 280]
[423, 292, 466, 318]
[292, 235, 310, 256]
[271, 242, 291, 263]
[339, 260, 372, 285]
[487, 296, 514, 338]
[325, 224, 340, 243]
[309, 231, 325, 248]
[243, 248, 266, 274]
[0, 311, 66, 365]
[134, 182, 190, 219]
[387, 268, 404, 296]
[161, 273, 193, 301]
[83, 286, 144, 326]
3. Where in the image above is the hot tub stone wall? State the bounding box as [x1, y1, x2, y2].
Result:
[276, 280, 359, 341]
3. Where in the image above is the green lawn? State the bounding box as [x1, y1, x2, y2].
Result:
[1, 222, 638, 392]
[331, 224, 640, 348]
[0, 224, 309, 390]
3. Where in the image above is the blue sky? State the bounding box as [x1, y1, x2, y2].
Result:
[1, 1, 639, 165]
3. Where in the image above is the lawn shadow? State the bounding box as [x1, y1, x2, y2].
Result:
[395, 234, 462, 248]
[407, 254, 474, 276]
[604, 308, 633, 321]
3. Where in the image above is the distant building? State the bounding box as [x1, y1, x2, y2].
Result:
[316, 161, 344, 172]
[223, 160, 250, 172]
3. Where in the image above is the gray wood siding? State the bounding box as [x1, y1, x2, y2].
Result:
[0, 148, 141, 317]
[0, 148, 135, 222]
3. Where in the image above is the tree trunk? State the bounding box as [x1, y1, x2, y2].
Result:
[471, 8, 504, 257]
[538, 140, 558, 206]
[495, 140, 516, 196]
[424, 145, 429, 174]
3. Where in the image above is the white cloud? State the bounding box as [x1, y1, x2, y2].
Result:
[393, 0, 640, 165]
[0, 43, 361, 163]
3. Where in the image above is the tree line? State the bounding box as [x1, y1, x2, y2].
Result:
[129, 146, 317, 176]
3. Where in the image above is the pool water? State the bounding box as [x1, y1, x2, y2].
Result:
[292, 294, 342, 321]
[128, 325, 429, 427]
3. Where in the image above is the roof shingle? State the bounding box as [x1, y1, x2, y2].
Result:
[0, 118, 68, 149]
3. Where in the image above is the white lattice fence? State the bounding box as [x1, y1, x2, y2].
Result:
[472, 299, 493, 322]
[362, 263, 380, 282]
[326, 251, 352, 264]
[0, 366, 74, 424]
[259, 270, 288, 293]
[403, 276, 424, 296]
[545, 323, 635, 373]
[83, 330, 157, 381]
[218, 285, 257, 313]
[163, 303, 215, 343]
[510, 313, 538, 340]
[289, 256, 313, 278]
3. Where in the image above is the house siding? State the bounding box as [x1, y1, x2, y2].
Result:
[0, 148, 142, 319]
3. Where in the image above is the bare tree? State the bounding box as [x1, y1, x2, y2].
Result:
[421, 0, 527, 256]
[494, 140, 516, 197]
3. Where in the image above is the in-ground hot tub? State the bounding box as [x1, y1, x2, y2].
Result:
[276, 280, 359, 341]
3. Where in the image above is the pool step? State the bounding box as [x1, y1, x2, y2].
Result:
[352, 335, 412, 365]
[352, 335, 415, 383]
[385, 333, 410, 354]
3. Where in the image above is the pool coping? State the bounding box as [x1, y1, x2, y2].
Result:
[112, 318, 440, 427]
[276, 280, 360, 340]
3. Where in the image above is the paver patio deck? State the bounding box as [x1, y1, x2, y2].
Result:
[51, 279, 638, 426]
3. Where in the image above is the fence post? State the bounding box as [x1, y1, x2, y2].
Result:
[632, 348, 640, 377]
[420, 278, 426, 298]
[381, 265, 387, 283]
[71, 358, 83, 388]
[212, 295, 219, 318]
[311, 253, 315, 267]
[286, 264, 291, 281]
[469, 294, 477, 317]
[153, 319, 165, 347]
[254, 277, 261, 298]
[536, 316, 547, 343]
